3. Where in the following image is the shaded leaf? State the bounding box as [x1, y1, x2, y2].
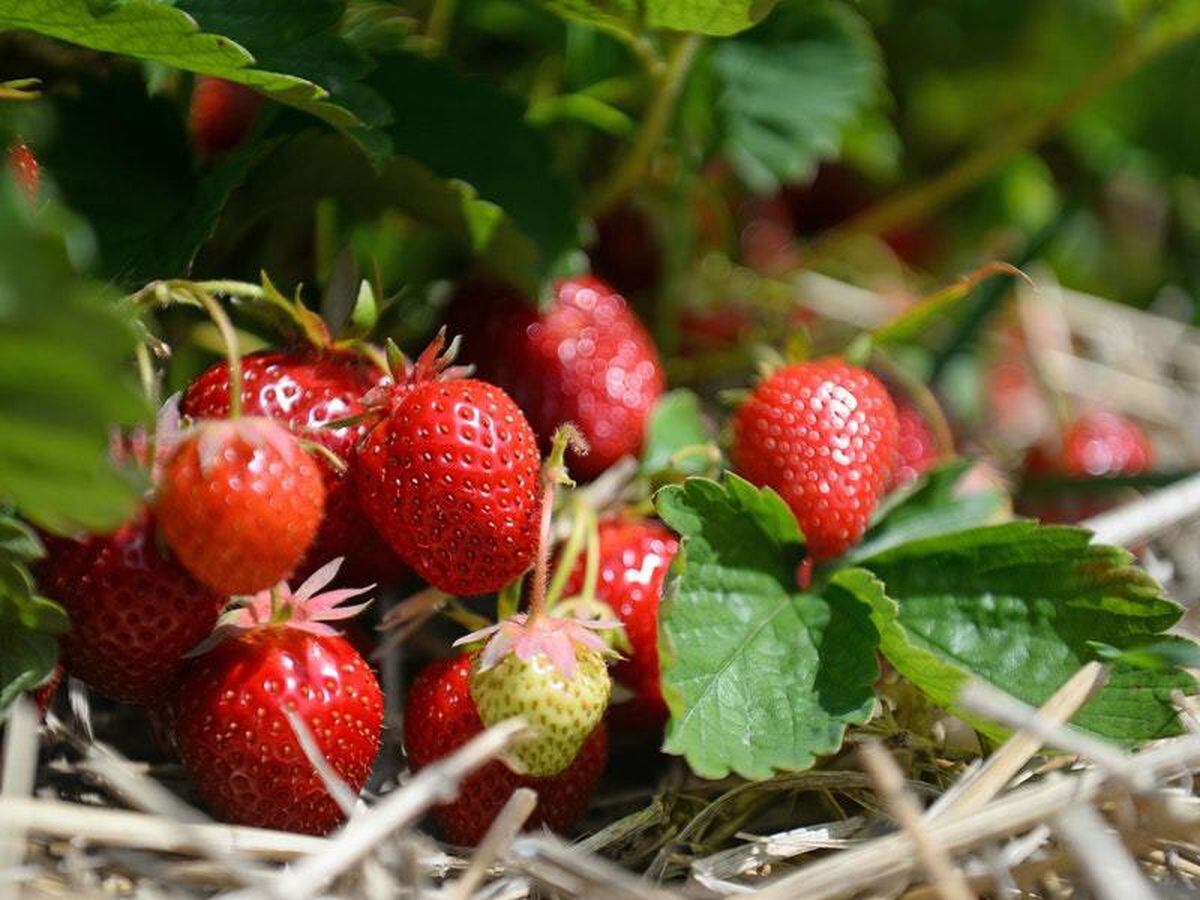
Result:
[43, 74, 275, 287]
[0, 178, 150, 534]
[0, 0, 362, 128]
[369, 52, 579, 276]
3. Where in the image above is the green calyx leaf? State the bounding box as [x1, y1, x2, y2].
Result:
[858, 521, 1196, 743]
[654, 476, 879, 779]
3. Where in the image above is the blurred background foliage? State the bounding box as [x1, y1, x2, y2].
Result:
[2, 0, 1200, 500]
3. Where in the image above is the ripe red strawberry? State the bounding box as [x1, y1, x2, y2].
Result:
[731, 359, 899, 562]
[172, 560, 382, 834]
[156, 417, 325, 595]
[7, 140, 39, 208]
[31, 665, 62, 717]
[1060, 410, 1153, 477]
[889, 398, 940, 490]
[182, 352, 406, 584]
[37, 513, 224, 705]
[356, 378, 541, 596]
[563, 517, 678, 729]
[404, 654, 607, 845]
[188, 77, 262, 159]
[446, 276, 665, 480]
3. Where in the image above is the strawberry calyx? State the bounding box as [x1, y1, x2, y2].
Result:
[189, 557, 374, 656]
[361, 328, 474, 413]
[454, 612, 618, 680]
[182, 416, 302, 476]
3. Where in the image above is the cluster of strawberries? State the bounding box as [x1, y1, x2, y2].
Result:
[27, 242, 949, 842]
[11, 94, 1160, 847]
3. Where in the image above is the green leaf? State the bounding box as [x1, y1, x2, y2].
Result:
[0, 593, 64, 715]
[655, 476, 878, 779]
[656, 474, 804, 579]
[369, 52, 579, 275]
[175, 0, 389, 128]
[0, 511, 64, 718]
[641, 389, 717, 478]
[0, 0, 364, 129]
[1089, 638, 1200, 673]
[709, 2, 884, 193]
[860, 522, 1195, 742]
[0, 178, 150, 534]
[842, 460, 1009, 564]
[43, 74, 275, 287]
[214, 131, 547, 291]
[647, 0, 780, 36]
[528, 0, 776, 38]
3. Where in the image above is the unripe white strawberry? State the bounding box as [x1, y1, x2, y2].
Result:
[458, 614, 613, 777]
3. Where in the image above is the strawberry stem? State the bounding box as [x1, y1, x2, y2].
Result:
[185, 283, 243, 419]
[527, 425, 583, 623]
[545, 496, 590, 609]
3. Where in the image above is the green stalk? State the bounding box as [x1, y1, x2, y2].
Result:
[184, 283, 243, 419]
[587, 33, 702, 215]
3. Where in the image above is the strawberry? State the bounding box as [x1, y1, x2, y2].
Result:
[563, 517, 677, 729]
[1021, 410, 1153, 524]
[188, 77, 262, 159]
[172, 559, 382, 834]
[31, 665, 62, 717]
[6, 140, 39, 208]
[731, 359, 899, 563]
[37, 513, 224, 705]
[404, 654, 607, 845]
[446, 276, 666, 480]
[889, 398, 940, 490]
[1060, 410, 1153, 477]
[182, 352, 406, 584]
[155, 417, 325, 596]
[460, 614, 613, 777]
[356, 377, 541, 596]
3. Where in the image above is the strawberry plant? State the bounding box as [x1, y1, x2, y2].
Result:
[5, 1, 1200, 894]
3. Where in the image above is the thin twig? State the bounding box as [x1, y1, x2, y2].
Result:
[859, 741, 976, 900]
[1083, 472, 1200, 548]
[0, 796, 328, 860]
[756, 736, 1200, 900]
[79, 741, 282, 896]
[930, 663, 1109, 820]
[283, 708, 361, 819]
[0, 696, 38, 900]
[510, 833, 678, 900]
[1053, 804, 1157, 900]
[955, 679, 1130, 776]
[246, 719, 528, 900]
[588, 35, 702, 215]
[448, 787, 537, 900]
